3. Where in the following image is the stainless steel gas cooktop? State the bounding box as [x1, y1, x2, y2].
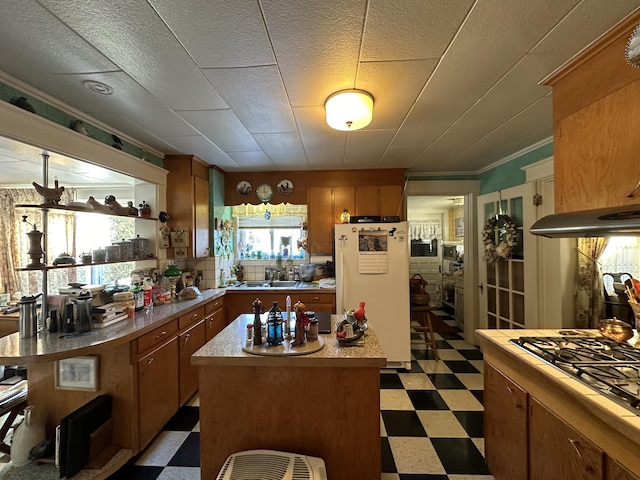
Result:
[511, 336, 640, 414]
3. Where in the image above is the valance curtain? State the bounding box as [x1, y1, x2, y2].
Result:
[409, 220, 441, 241]
[0, 188, 76, 297]
[599, 239, 640, 279]
[575, 237, 609, 328]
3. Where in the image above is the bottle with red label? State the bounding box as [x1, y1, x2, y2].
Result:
[143, 279, 153, 307]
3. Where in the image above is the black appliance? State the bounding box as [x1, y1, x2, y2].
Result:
[411, 239, 437, 257]
[443, 245, 459, 261]
[511, 336, 640, 414]
[349, 215, 381, 223]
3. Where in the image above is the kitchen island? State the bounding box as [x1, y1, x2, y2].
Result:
[192, 314, 386, 480]
[477, 329, 640, 480]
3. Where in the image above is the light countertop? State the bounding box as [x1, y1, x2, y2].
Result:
[0, 289, 226, 364]
[192, 314, 386, 368]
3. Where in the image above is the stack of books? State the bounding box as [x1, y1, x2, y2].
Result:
[91, 303, 127, 328]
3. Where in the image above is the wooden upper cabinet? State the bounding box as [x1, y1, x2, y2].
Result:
[546, 12, 640, 213]
[164, 155, 210, 258]
[307, 187, 333, 255]
[355, 186, 379, 217]
[380, 185, 404, 218]
[333, 186, 356, 224]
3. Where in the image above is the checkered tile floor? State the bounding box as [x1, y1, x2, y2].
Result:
[108, 309, 494, 480]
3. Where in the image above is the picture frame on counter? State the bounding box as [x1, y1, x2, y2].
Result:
[55, 356, 98, 391]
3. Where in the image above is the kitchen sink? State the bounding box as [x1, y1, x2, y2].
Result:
[229, 280, 316, 289]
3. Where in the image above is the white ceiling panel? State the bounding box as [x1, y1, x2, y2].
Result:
[150, 0, 275, 67]
[203, 65, 296, 133]
[0, 1, 637, 176]
[362, 0, 475, 61]
[357, 59, 438, 129]
[40, 0, 229, 111]
[176, 110, 261, 152]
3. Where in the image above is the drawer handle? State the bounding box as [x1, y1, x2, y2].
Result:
[146, 357, 154, 367]
[183, 333, 190, 345]
[568, 438, 592, 472]
[313, 296, 319, 301]
[154, 331, 167, 340]
[626, 179, 640, 198]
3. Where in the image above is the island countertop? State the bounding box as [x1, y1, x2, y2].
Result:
[192, 314, 387, 368]
[0, 289, 226, 364]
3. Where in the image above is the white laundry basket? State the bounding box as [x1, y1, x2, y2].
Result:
[215, 449, 327, 480]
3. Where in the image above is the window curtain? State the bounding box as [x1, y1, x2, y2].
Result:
[599, 238, 640, 279]
[575, 237, 609, 328]
[0, 188, 76, 297]
[409, 220, 441, 241]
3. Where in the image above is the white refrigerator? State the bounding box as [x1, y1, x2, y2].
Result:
[335, 222, 411, 369]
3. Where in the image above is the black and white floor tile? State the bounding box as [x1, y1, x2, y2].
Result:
[108, 309, 494, 480]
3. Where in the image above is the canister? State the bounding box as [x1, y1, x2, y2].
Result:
[129, 235, 150, 259]
[92, 248, 106, 262]
[114, 239, 132, 261]
[105, 245, 120, 262]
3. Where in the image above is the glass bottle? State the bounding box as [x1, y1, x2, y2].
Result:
[252, 298, 263, 345]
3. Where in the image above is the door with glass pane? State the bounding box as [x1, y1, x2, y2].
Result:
[477, 183, 537, 329]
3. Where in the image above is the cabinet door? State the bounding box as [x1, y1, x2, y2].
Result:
[194, 175, 210, 258]
[179, 320, 206, 405]
[138, 336, 179, 449]
[307, 187, 333, 254]
[606, 456, 640, 480]
[355, 186, 379, 216]
[205, 308, 227, 342]
[379, 185, 404, 219]
[484, 363, 528, 480]
[554, 81, 640, 213]
[333, 186, 356, 224]
[529, 398, 603, 480]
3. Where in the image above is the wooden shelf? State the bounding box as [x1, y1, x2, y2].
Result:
[16, 257, 157, 271]
[16, 203, 158, 221]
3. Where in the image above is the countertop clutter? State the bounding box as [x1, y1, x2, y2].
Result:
[477, 329, 640, 479]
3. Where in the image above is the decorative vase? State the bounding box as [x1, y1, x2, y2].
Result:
[11, 405, 45, 467]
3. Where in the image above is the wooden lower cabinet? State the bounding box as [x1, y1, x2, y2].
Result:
[179, 319, 206, 405]
[529, 398, 603, 480]
[137, 336, 179, 449]
[484, 363, 528, 480]
[225, 291, 335, 321]
[607, 458, 640, 480]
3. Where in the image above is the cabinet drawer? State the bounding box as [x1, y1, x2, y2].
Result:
[296, 293, 335, 305]
[179, 306, 205, 330]
[205, 308, 227, 341]
[205, 297, 225, 315]
[137, 319, 178, 354]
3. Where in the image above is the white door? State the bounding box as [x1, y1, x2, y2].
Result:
[476, 183, 538, 329]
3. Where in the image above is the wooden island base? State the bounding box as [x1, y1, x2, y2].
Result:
[198, 364, 381, 480]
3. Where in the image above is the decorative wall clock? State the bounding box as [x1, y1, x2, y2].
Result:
[236, 181, 252, 197]
[277, 179, 294, 195]
[256, 183, 274, 203]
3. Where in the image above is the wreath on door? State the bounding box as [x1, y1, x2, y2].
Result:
[482, 214, 517, 263]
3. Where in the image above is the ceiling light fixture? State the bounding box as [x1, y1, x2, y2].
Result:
[82, 80, 114, 95]
[325, 89, 373, 131]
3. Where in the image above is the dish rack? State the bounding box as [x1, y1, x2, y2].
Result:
[215, 449, 327, 480]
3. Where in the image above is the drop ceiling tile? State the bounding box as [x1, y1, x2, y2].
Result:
[160, 135, 237, 169]
[293, 106, 348, 151]
[343, 129, 396, 168]
[0, 0, 118, 75]
[357, 59, 437, 129]
[361, 0, 474, 61]
[226, 151, 275, 170]
[418, 0, 579, 105]
[392, 102, 469, 148]
[176, 109, 260, 152]
[261, 0, 365, 105]
[305, 148, 347, 169]
[149, 0, 275, 67]
[378, 146, 424, 169]
[203, 65, 296, 133]
[40, 0, 228, 110]
[253, 133, 307, 167]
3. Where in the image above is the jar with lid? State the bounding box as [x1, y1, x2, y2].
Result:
[305, 311, 318, 342]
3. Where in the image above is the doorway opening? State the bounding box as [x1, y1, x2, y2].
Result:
[407, 196, 465, 332]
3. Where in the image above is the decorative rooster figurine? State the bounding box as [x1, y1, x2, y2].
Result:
[32, 180, 64, 205]
[353, 301, 366, 322]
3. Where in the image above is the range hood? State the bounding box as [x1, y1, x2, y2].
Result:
[530, 204, 640, 238]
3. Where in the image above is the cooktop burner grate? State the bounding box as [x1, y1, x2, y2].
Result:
[510, 335, 640, 414]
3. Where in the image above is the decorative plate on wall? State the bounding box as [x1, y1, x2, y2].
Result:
[236, 181, 252, 197]
[277, 179, 294, 195]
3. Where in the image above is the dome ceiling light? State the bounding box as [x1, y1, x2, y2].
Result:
[325, 89, 374, 131]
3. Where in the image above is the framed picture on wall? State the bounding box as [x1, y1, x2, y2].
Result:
[454, 217, 464, 238]
[55, 356, 98, 391]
